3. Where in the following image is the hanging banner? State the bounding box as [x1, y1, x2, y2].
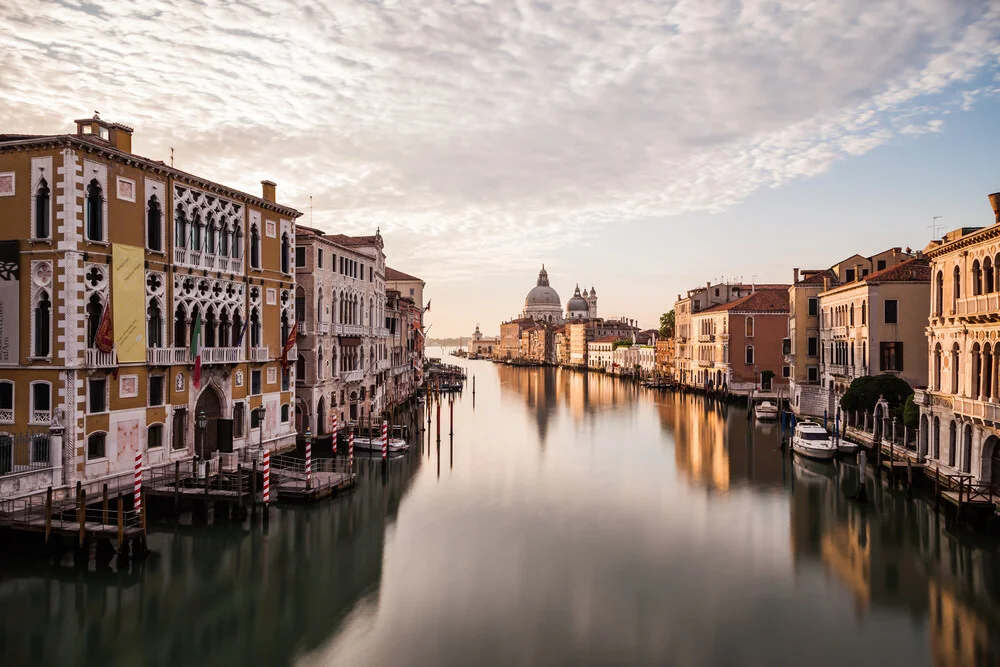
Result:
[0, 240, 19, 365]
[112, 244, 146, 363]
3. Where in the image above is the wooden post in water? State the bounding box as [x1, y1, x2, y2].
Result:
[449, 397, 454, 437]
[117, 493, 124, 550]
[102, 483, 109, 525]
[436, 399, 442, 445]
[251, 459, 258, 516]
[237, 464, 245, 513]
[906, 458, 913, 498]
[44, 486, 52, 543]
[174, 461, 180, 514]
[78, 489, 87, 548]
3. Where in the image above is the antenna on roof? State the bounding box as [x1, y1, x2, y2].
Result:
[930, 215, 943, 239]
[170, 147, 174, 168]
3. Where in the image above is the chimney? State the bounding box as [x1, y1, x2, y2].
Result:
[823, 275, 830, 291]
[793, 267, 800, 283]
[108, 123, 133, 153]
[854, 263, 862, 281]
[261, 180, 277, 202]
[990, 192, 1000, 224]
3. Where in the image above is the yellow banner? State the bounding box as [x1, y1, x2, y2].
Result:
[112, 244, 146, 363]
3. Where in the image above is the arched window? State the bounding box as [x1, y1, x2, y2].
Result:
[862, 341, 867, 370]
[973, 259, 982, 296]
[318, 349, 324, 380]
[34, 290, 52, 357]
[35, 178, 50, 239]
[850, 304, 855, 326]
[281, 311, 290, 344]
[295, 287, 306, 323]
[250, 224, 260, 269]
[952, 343, 961, 394]
[972, 342, 982, 398]
[281, 233, 291, 274]
[232, 225, 243, 259]
[231, 311, 243, 347]
[219, 309, 231, 347]
[948, 421, 957, 467]
[86, 179, 103, 242]
[933, 343, 942, 392]
[932, 416, 940, 459]
[87, 432, 107, 460]
[147, 299, 163, 348]
[861, 301, 866, 325]
[250, 308, 261, 347]
[85, 293, 103, 349]
[962, 425, 973, 472]
[147, 195, 162, 251]
[985, 257, 994, 294]
[220, 220, 230, 257]
[191, 214, 203, 252]
[206, 214, 217, 254]
[745, 345, 754, 365]
[204, 307, 217, 347]
[296, 353, 306, 382]
[953, 265, 961, 310]
[175, 206, 187, 249]
[281, 404, 290, 423]
[174, 304, 187, 348]
[935, 270, 943, 316]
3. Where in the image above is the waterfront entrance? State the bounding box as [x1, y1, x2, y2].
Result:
[989, 434, 1000, 494]
[194, 385, 222, 457]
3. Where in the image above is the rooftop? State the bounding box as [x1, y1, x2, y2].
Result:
[386, 267, 423, 282]
[698, 287, 790, 314]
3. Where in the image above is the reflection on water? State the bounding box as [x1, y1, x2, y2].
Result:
[2, 362, 1000, 667]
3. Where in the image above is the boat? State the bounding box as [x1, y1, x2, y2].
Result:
[351, 436, 409, 453]
[754, 401, 779, 420]
[837, 438, 859, 455]
[791, 421, 837, 461]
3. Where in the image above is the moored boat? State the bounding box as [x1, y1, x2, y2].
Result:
[352, 436, 409, 453]
[754, 401, 779, 420]
[792, 421, 836, 461]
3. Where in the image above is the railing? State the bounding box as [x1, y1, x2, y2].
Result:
[172, 348, 191, 364]
[697, 359, 714, 367]
[319, 322, 330, 334]
[85, 348, 117, 367]
[174, 248, 187, 265]
[953, 396, 1000, 424]
[0, 408, 13, 423]
[329, 323, 343, 335]
[32, 410, 51, 424]
[827, 364, 855, 378]
[374, 327, 390, 337]
[0, 433, 51, 476]
[0, 493, 142, 537]
[376, 359, 391, 372]
[342, 324, 364, 336]
[946, 474, 995, 506]
[831, 326, 848, 338]
[147, 347, 176, 365]
[342, 369, 364, 383]
[956, 293, 1000, 318]
[250, 347, 270, 363]
[201, 347, 243, 364]
[297, 320, 308, 336]
[189, 250, 202, 267]
[697, 334, 714, 342]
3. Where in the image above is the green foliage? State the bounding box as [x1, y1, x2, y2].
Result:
[659, 310, 675, 338]
[839, 374, 914, 419]
[902, 393, 920, 429]
[612, 339, 631, 349]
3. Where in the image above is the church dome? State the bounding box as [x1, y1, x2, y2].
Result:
[566, 285, 588, 312]
[525, 266, 561, 308]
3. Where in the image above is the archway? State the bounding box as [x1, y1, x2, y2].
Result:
[919, 414, 928, 457]
[194, 385, 223, 457]
[982, 434, 1000, 492]
[295, 396, 310, 434]
[316, 396, 326, 436]
[873, 399, 887, 444]
[962, 424, 973, 473]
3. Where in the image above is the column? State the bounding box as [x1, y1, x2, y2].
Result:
[50, 421, 64, 488]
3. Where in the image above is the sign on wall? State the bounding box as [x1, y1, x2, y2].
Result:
[112, 244, 146, 363]
[0, 240, 19, 365]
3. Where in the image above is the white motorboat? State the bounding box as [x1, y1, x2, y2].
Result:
[352, 436, 409, 453]
[792, 421, 837, 461]
[837, 439, 859, 455]
[754, 401, 779, 420]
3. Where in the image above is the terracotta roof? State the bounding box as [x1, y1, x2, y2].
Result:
[386, 266, 422, 282]
[593, 335, 620, 343]
[323, 233, 382, 247]
[863, 256, 930, 283]
[796, 269, 838, 286]
[698, 288, 790, 314]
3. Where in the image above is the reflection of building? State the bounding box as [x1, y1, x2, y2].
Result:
[916, 194, 1000, 491]
[655, 338, 675, 378]
[0, 115, 299, 497]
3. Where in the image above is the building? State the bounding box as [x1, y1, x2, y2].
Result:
[817, 256, 930, 418]
[655, 338, 675, 378]
[688, 288, 790, 394]
[386, 266, 425, 311]
[385, 288, 424, 409]
[673, 281, 786, 387]
[587, 336, 618, 371]
[498, 317, 535, 360]
[787, 248, 912, 417]
[566, 318, 637, 368]
[914, 192, 1000, 490]
[0, 115, 299, 497]
[612, 337, 656, 377]
[523, 265, 564, 324]
[553, 325, 569, 365]
[468, 324, 497, 358]
[523, 324, 555, 364]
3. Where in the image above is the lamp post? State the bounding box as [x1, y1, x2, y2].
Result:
[196, 410, 207, 479]
[258, 404, 267, 459]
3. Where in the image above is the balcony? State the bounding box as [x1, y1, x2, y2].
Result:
[697, 359, 714, 367]
[954, 396, 1000, 425]
[85, 348, 118, 367]
[826, 364, 854, 378]
[342, 324, 364, 336]
[342, 369, 364, 383]
[173, 249, 243, 275]
[201, 347, 243, 364]
[831, 326, 848, 338]
[697, 334, 715, 343]
[250, 347, 269, 363]
[319, 322, 330, 334]
[376, 359, 391, 372]
[297, 321, 308, 336]
[956, 293, 1000, 321]
[147, 347, 180, 365]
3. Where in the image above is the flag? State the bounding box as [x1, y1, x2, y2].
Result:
[190, 312, 202, 389]
[281, 320, 298, 370]
[424, 299, 431, 312]
[234, 318, 249, 348]
[94, 301, 114, 353]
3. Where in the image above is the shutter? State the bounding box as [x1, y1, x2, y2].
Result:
[896, 342, 903, 371]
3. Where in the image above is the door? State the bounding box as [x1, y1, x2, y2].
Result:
[194, 387, 223, 457]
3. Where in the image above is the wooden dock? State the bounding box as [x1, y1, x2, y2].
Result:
[276, 471, 354, 502]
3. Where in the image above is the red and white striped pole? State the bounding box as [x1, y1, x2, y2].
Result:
[331, 414, 338, 454]
[133, 452, 143, 513]
[262, 450, 270, 505]
[305, 428, 312, 488]
[382, 419, 388, 460]
[348, 432, 354, 468]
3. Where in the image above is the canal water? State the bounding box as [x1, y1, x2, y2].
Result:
[2, 358, 1000, 667]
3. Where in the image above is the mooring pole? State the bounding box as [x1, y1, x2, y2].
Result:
[44, 486, 53, 543]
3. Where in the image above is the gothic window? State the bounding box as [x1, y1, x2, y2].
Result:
[174, 304, 187, 348]
[84, 293, 104, 348]
[745, 345, 754, 365]
[205, 307, 217, 347]
[34, 290, 52, 357]
[281, 311, 290, 344]
[986, 257, 995, 294]
[250, 308, 261, 347]
[191, 214, 203, 252]
[281, 233, 291, 274]
[206, 214, 217, 254]
[147, 195, 162, 251]
[231, 311, 243, 347]
[220, 220, 230, 256]
[233, 225, 243, 259]
[219, 309, 231, 348]
[35, 178, 50, 239]
[973, 259, 982, 296]
[86, 179, 104, 242]
[189, 305, 201, 350]
[175, 206, 187, 249]
[935, 271, 943, 316]
[296, 354, 306, 381]
[147, 299, 163, 348]
[250, 224, 260, 269]
[172, 408, 187, 450]
[295, 287, 306, 323]
[318, 349, 324, 380]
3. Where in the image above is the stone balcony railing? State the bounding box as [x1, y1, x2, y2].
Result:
[954, 396, 1000, 425]
[85, 348, 118, 368]
[147, 347, 185, 365]
[342, 324, 364, 336]
[374, 327, 390, 338]
[376, 359, 391, 372]
[0, 408, 13, 423]
[342, 369, 364, 383]
[698, 359, 714, 367]
[826, 364, 854, 378]
[174, 249, 243, 275]
[319, 322, 330, 334]
[250, 347, 270, 363]
[297, 320, 307, 336]
[697, 334, 714, 343]
[201, 347, 243, 364]
[956, 293, 1000, 320]
[831, 326, 848, 338]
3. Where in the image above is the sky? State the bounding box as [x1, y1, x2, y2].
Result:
[2, 0, 999, 337]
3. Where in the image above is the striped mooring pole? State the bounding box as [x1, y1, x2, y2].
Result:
[348, 432, 354, 467]
[133, 452, 143, 514]
[305, 428, 312, 487]
[331, 414, 338, 453]
[262, 450, 271, 505]
[382, 420, 388, 460]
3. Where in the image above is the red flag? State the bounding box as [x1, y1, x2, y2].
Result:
[94, 301, 114, 353]
[281, 321, 298, 370]
[190, 312, 202, 389]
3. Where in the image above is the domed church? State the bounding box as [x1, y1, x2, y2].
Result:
[522, 266, 598, 324]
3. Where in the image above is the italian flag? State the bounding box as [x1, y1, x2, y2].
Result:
[191, 312, 202, 389]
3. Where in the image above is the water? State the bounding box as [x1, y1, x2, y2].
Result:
[3, 359, 1000, 667]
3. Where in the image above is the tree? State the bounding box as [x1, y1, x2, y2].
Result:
[902, 393, 919, 429]
[659, 310, 675, 338]
[839, 374, 914, 420]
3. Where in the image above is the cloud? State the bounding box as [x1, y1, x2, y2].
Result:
[1, 0, 999, 284]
